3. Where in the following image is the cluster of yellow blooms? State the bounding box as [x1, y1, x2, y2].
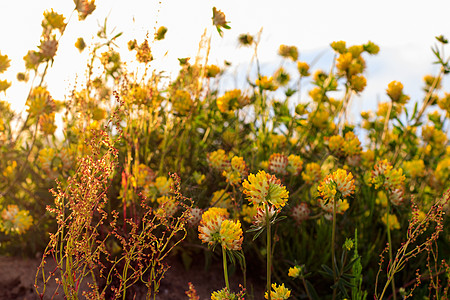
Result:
[0, 205, 33, 235]
[317, 169, 355, 214]
[370, 160, 406, 206]
[198, 207, 243, 251]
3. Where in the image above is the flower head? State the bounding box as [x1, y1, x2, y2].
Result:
[268, 153, 289, 176]
[278, 45, 299, 61]
[301, 163, 322, 185]
[219, 219, 243, 250]
[265, 283, 291, 300]
[288, 265, 303, 278]
[243, 171, 289, 209]
[198, 207, 229, 246]
[291, 203, 310, 224]
[287, 155, 303, 176]
[317, 169, 355, 213]
[0, 205, 33, 235]
[222, 156, 248, 185]
[207, 149, 230, 171]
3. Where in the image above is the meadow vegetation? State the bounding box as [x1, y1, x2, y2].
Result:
[0, 1, 449, 299]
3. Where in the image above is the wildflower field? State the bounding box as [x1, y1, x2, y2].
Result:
[0, 1, 450, 299]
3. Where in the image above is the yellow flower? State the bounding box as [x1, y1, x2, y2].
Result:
[268, 153, 289, 176]
[386, 81, 410, 104]
[39, 113, 57, 135]
[2, 161, 17, 178]
[381, 213, 400, 230]
[349, 75, 367, 93]
[328, 135, 345, 154]
[153, 176, 173, 196]
[211, 189, 233, 209]
[342, 131, 362, 157]
[74, 0, 96, 20]
[348, 45, 364, 58]
[330, 41, 347, 54]
[27, 87, 55, 117]
[297, 61, 310, 77]
[132, 164, 155, 188]
[278, 45, 299, 61]
[243, 170, 289, 209]
[219, 219, 243, 250]
[288, 265, 303, 278]
[207, 149, 230, 171]
[42, 9, 66, 32]
[363, 41, 380, 54]
[240, 204, 257, 224]
[75, 37, 86, 52]
[402, 159, 425, 178]
[301, 163, 322, 185]
[256, 76, 278, 91]
[0, 80, 11, 93]
[222, 156, 248, 185]
[437, 93, 450, 113]
[0, 205, 33, 235]
[0, 52, 11, 74]
[198, 207, 229, 247]
[206, 65, 221, 78]
[287, 155, 303, 176]
[171, 90, 193, 115]
[211, 287, 239, 300]
[217, 89, 243, 113]
[336, 52, 353, 73]
[317, 169, 355, 213]
[155, 26, 168, 40]
[435, 157, 450, 185]
[265, 283, 291, 300]
[238, 33, 254, 46]
[156, 196, 178, 217]
[274, 67, 291, 86]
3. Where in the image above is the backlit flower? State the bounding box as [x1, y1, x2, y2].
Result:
[153, 176, 173, 196]
[198, 207, 229, 246]
[278, 45, 299, 61]
[39, 113, 57, 135]
[297, 61, 310, 77]
[317, 169, 355, 213]
[265, 283, 291, 300]
[386, 81, 410, 104]
[219, 219, 243, 250]
[0, 52, 11, 74]
[256, 76, 278, 91]
[187, 207, 203, 227]
[243, 171, 289, 209]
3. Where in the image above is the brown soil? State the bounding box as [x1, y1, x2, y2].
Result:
[0, 253, 265, 300]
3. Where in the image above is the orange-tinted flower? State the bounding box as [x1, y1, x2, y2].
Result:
[243, 171, 289, 209]
[268, 153, 289, 176]
[198, 207, 229, 247]
[219, 219, 243, 250]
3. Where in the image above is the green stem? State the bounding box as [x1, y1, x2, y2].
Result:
[386, 200, 397, 300]
[265, 203, 272, 300]
[332, 197, 337, 300]
[222, 246, 230, 291]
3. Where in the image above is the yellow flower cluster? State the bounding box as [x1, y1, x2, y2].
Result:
[27, 87, 55, 117]
[198, 207, 243, 251]
[288, 265, 303, 278]
[287, 154, 303, 176]
[278, 45, 299, 61]
[317, 169, 355, 213]
[0, 205, 33, 235]
[381, 213, 401, 230]
[302, 163, 322, 185]
[265, 283, 291, 300]
[371, 160, 406, 206]
[216, 89, 247, 113]
[243, 170, 289, 209]
[386, 81, 410, 105]
[256, 76, 278, 91]
[211, 189, 233, 209]
[402, 159, 425, 179]
[207, 149, 230, 171]
[171, 90, 193, 115]
[222, 156, 248, 185]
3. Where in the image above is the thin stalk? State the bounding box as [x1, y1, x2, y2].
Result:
[386, 200, 397, 300]
[332, 197, 337, 300]
[222, 246, 230, 291]
[265, 202, 272, 300]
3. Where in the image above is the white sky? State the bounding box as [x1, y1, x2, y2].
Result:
[1, 0, 450, 115]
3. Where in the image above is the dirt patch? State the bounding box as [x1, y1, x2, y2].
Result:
[0, 254, 265, 299]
